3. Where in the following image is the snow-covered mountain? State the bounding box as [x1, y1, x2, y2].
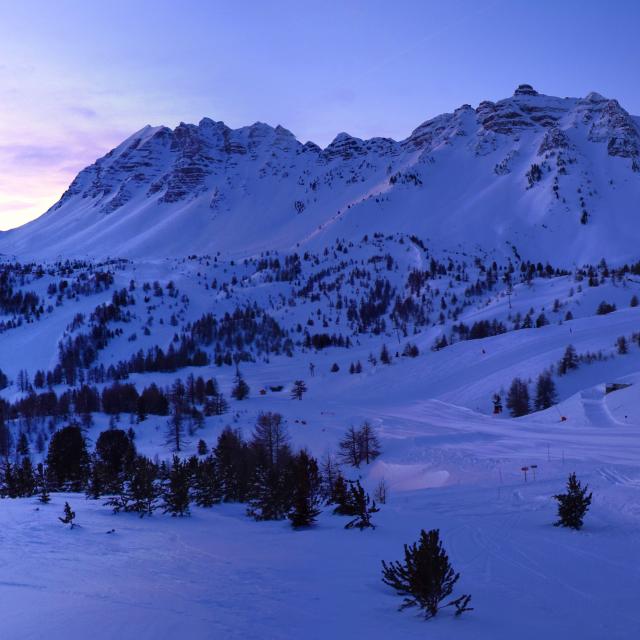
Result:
[1, 85, 640, 639]
[2, 84, 640, 264]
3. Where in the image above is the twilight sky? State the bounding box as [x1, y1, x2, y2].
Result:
[1, 0, 639, 229]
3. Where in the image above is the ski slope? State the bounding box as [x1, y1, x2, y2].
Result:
[1, 391, 639, 640]
[0, 259, 639, 638]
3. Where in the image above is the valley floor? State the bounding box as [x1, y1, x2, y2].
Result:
[1, 395, 639, 640]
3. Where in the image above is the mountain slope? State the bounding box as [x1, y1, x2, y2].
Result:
[2, 84, 640, 264]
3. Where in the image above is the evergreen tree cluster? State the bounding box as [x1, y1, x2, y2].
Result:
[505, 372, 558, 417]
[1, 413, 382, 532]
[188, 304, 294, 364]
[0, 375, 228, 462]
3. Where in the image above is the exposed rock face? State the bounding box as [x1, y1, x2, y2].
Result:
[55, 85, 640, 219]
[581, 97, 640, 158]
[538, 127, 570, 155]
[514, 83, 538, 97]
[55, 126, 173, 210]
[5, 85, 640, 264]
[322, 133, 367, 160]
[478, 87, 567, 135]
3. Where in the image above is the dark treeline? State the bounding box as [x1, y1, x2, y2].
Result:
[0, 375, 227, 437]
[188, 304, 294, 363]
[53, 335, 209, 387]
[304, 332, 352, 350]
[55, 302, 292, 388]
[254, 254, 302, 282]
[452, 319, 508, 341]
[1, 415, 380, 531]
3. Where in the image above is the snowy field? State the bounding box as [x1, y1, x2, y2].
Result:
[1, 385, 639, 639]
[0, 249, 638, 639]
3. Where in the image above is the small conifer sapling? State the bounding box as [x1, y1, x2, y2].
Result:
[59, 502, 76, 528]
[554, 472, 592, 530]
[382, 528, 473, 619]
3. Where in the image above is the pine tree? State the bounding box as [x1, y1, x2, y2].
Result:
[506, 377, 530, 417]
[214, 393, 229, 415]
[252, 412, 291, 469]
[558, 344, 579, 375]
[86, 458, 107, 500]
[338, 426, 363, 467]
[535, 312, 548, 328]
[95, 428, 136, 492]
[596, 300, 616, 315]
[59, 502, 76, 528]
[231, 373, 250, 400]
[534, 372, 557, 410]
[380, 344, 391, 364]
[16, 457, 36, 497]
[382, 529, 473, 619]
[492, 393, 503, 414]
[46, 425, 90, 491]
[554, 472, 592, 530]
[331, 473, 355, 514]
[36, 464, 51, 504]
[288, 450, 321, 528]
[17, 433, 30, 457]
[359, 421, 381, 464]
[247, 463, 292, 521]
[214, 427, 250, 502]
[374, 477, 388, 505]
[2, 462, 18, 498]
[166, 408, 186, 452]
[344, 480, 379, 530]
[120, 456, 159, 517]
[197, 439, 208, 456]
[616, 336, 628, 355]
[162, 456, 191, 517]
[192, 456, 223, 507]
[337, 423, 381, 467]
[290, 379, 307, 400]
[320, 452, 339, 501]
[0, 419, 12, 460]
[204, 393, 228, 416]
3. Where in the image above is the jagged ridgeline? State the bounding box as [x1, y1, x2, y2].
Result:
[0, 85, 639, 263]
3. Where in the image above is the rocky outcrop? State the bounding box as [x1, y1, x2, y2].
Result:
[42, 85, 640, 239]
[538, 127, 570, 155]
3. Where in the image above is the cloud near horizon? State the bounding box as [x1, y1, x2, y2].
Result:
[0, 129, 130, 230]
[0, 62, 135, 229]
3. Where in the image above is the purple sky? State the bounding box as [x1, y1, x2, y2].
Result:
[1, 0, 639, 229]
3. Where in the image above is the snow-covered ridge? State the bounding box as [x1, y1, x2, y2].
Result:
[1, 84, 639, 264]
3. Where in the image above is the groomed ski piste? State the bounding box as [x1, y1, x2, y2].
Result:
[0, 247, 638, 640]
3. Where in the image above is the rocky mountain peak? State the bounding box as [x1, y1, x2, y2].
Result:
[514, 83, 539, 97]
[9, 86, 640, 263]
